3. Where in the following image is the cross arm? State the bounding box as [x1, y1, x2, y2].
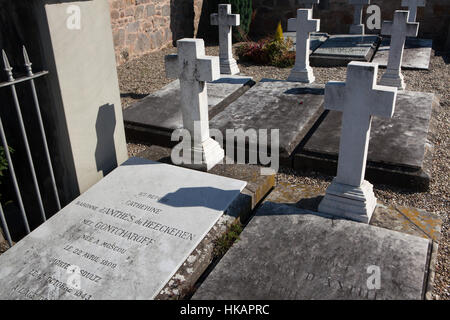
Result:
[165, 54, 179, 79]
[381, 20, 393, 36]
[287, 18, 297, 32]
[227, 14, 240, 26]
[324, 82, 346, 112]
[308, 19, 320, 32]
[211, 13, 219, 26]
[368, 85, 398, 118]
[196, 56, 220, 82]
[406, 21, 419, 37]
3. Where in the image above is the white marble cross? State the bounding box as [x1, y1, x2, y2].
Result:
[295, 0, 320, 9]
[211, 4, 240, 75]
[318, 62, 397, 223]
[165, 38, 224, 171]
[287, 9, 320, 83]
[402, 0, 426, 22]
[349, 0, 370, 34]
[379, 11, 419, 90]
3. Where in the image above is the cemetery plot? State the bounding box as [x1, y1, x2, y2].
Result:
[294, 91, 438, 191]
[0, 158, 246, 300]
[372, 37, 432, 70]
[209, 79, 325, 161]
[193, 201, 432, 300]
[123, 75, 254, 146]
[310, 35, 380, 66]
[285, 32, 329, 53]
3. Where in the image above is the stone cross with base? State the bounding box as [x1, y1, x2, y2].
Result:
[318, 62, 397, 223]
[402, 0, 426, 22]
[349, 0, 370, 34]
[211, 4, 240, 75]
[295, 0, 320, 9]
[287, 9, 320, 83]
[379, 11, 419, 90]
[165, 38, 224, 171]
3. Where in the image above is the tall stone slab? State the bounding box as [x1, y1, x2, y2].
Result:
[287, 9, 320, 83]
[402, 0, 426, 22]
[0, 0, 128, 214]
[379, 11, 419, 90]
[211, 4, 240, 75]
[318, 62, 397, 223]
[349, 0, 370, 34]
[165, 39, 224, 171]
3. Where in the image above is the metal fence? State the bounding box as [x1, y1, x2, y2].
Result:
[0, 47, 60, 248]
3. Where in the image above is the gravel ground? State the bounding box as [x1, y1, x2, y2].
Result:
[119, 44, 449, 299]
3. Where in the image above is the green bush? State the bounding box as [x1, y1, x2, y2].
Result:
[227, 0, 253, 40]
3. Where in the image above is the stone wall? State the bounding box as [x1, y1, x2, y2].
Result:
[251, 0, 450, 49]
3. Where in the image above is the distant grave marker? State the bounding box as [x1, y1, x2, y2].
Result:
[349, 0, 371, 34]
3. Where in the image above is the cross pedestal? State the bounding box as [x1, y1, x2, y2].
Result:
[318, 62, 397, 223]
[349, 0, 370, 34]
[211, 4, 240, 75]
[165, 39, 224, 171]
[379, 11, 419, 90]
[287, 9, 320, 83]
[402, 0, 426, 22]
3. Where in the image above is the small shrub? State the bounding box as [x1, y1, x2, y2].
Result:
[236, 36, 294, 68]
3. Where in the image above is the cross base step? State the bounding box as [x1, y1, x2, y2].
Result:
[349, 24, 365, 35]
[287, 66, 315, 83]
[220, 58, 240, 75]
[174, 137, 225, 171]
[379, 72, 406, 90]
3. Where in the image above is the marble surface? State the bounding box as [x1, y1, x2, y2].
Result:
[0, 158, 246, 299]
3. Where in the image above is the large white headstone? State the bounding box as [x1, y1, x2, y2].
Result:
[349, 0, 370, 34]
[287, 9, 320, 83]
[211, 4, 240, 75]
[0, 158, 247, 299]
[401, 0, 426, 22]
[165, 39, 224, 171]
[318, 62, 397, 223]
[379, 11, 419, 90]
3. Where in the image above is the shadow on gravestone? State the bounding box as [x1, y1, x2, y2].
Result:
[95, 104, 118, 177]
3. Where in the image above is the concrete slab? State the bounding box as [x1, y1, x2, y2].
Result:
[209, 79, 325, 160]
[294, 91, 438, 191]
[193, 199, 432, 300]
[285, 32, 329, 53]
[310, 34, 380, 66]
[123, 75, 255, 146]
[372, 38, 432, 70]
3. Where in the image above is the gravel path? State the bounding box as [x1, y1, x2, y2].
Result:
[113, 44, 449, 299]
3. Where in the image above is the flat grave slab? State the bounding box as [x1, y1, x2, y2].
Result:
[295, 91, 438, 191]
[372, 38, 432, 70]
[310, 34, 380, 66]
[285, 32, 329, 53]
[209, 79, 325, 161]
[193, 201, 432, 300]
[123, 75, 254, 146]
[0, 158, 247, 300]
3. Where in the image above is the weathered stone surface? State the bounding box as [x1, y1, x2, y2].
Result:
[285, 32, 329, 53]
[372, 37, 432, 70]
[294, 91, 438, 190]
[193, 201, 432, 300]
[124, 75, 254, 146]
[0, 158, 247, 300]
[310, 35, 380, 66]
[210, 79, 325, 159]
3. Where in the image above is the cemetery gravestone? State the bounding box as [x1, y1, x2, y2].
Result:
[211, 4, 240, 75]
[165, 39, 224, 171]
[402, 0, 426, 22]
[287, 9, 320, 83]
[0, 158, 247, 299]
[379, 11, 419, 90]
[349, 0, 370, 35]
[296, 0, 320, 9]
[318, 62, 397, 223]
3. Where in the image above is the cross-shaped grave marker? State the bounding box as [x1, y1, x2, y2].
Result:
[295, 0, 320, 9]
[349, 0, 370, 34]
[379, 10, 419, 90]
[287, 9, 320, 83]
[402, 0, 426, 22]
[318, 62, 397, 223]
[165, 38, 224, 171]
[211, 4, 240, 75]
